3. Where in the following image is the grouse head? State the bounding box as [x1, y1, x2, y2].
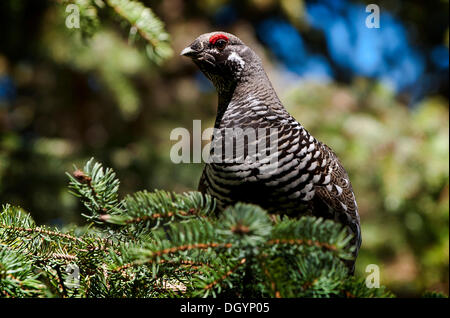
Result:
[181, 32, 262, 92]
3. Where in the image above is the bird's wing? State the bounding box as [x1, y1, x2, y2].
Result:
[312, 144, 361, 271]
[314, 145, 359, 220]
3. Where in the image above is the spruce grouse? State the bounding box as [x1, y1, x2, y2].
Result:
[181, 32, 361, 273]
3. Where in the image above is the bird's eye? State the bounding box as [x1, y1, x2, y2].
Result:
[215, 39, 227, 50]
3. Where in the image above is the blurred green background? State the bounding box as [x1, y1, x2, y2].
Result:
[0, 0, 448, 297]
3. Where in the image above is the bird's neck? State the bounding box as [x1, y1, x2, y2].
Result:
[215, 87, 235, 128]
[215, 71, 285, 129]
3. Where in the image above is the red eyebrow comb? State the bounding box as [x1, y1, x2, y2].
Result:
[209, 34, 229, 44]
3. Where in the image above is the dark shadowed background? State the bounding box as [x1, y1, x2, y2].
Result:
[0, 0, 448, 297]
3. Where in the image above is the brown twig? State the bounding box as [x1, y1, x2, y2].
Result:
[122, 208, 201, 224]
[55, 265, 68, 297]
[1, 224, 85, 244]
[259, 257, 281, 298]
[113, 242, 232, 272]
[204, 258, 246, 291]
[50, 253, 78, 261]
[266, 238, 337, 251]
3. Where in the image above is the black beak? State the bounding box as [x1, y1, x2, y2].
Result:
[180, 46, 199, 58]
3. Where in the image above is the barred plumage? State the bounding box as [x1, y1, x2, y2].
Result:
[182, 32, 361, 273]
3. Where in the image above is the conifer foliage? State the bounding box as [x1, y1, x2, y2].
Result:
[0, 159, 394, 298]
[61, 0, 173, 64]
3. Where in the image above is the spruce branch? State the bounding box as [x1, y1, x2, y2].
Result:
[0, 158, 404, 298]
[67, 158, 123, 221]
[106, 190, 215, 229]
[202, 258, 247, 292]
[105, 0, 173, 64]
[0, 246, 45, 298]
[58, 0, 173, 64]
[270, 216, 355, 260]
